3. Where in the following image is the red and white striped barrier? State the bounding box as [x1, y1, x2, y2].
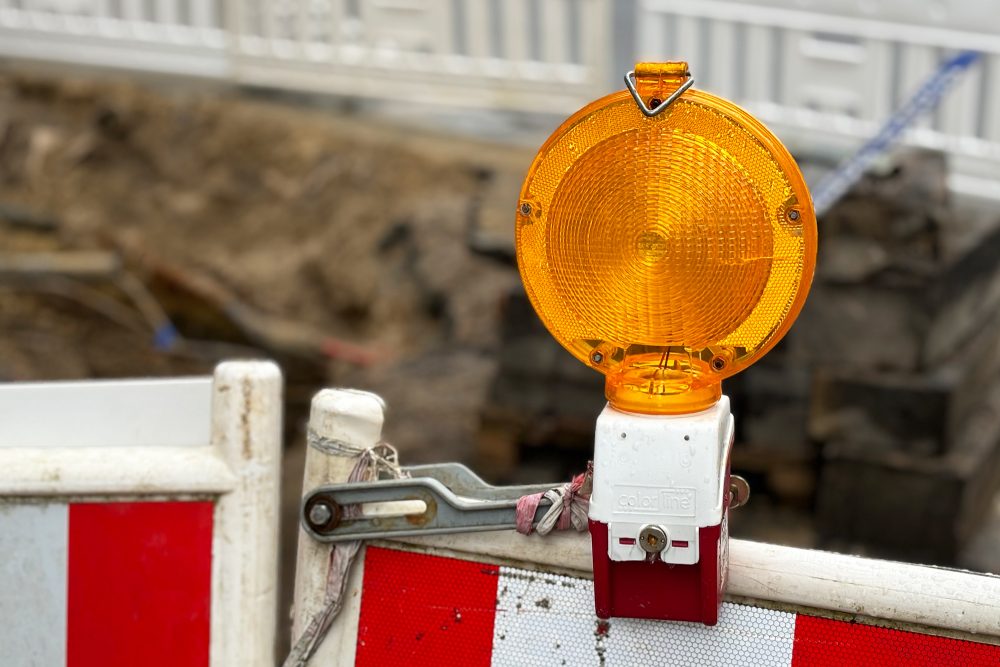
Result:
[1, 501, 213, 664]
[291, 388, 1000, 666]
[0, 362, 282, 667]
[354, 546, 1000, 667]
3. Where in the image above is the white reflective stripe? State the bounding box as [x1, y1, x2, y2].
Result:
[0, 503, 68, 667]
[490, 567, 796, 667]
[492, 567, 599, 666]
[607, 605, 796, 666]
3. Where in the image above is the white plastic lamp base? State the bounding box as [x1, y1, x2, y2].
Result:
[588, 397, 735, 625]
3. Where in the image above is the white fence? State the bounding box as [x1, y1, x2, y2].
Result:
[1, 0, 999, 196]
[636, 0, 1000, 200]
[0, 0, 613, 112]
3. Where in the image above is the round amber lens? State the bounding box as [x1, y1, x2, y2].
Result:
[516, 83, 816, 414]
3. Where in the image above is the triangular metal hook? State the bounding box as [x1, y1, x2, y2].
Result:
[624, 70, 695, 117]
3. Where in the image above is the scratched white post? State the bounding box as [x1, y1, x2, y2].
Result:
[210, 361, 284, 667]
[291, 388, 386, 665]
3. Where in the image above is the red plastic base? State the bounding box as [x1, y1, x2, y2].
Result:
[589, 518, 727, 625]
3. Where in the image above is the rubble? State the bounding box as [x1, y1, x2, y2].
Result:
[782, 150, 1000, 561]
[0, 69, 527, 464]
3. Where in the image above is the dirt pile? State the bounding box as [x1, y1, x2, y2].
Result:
[0, 70, 528, 462]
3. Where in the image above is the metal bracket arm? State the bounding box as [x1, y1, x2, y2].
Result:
[301, 463, 559, 542]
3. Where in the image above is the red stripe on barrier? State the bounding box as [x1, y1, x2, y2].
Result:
[357, 547, 500, 667]
[67, 502, 214, 667]
[792, 613, 1000, 666]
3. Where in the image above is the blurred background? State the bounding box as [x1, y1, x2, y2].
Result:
[1, 0, 999, 645]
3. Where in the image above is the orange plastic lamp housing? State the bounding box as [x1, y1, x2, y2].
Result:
[515, 62, 817, 415]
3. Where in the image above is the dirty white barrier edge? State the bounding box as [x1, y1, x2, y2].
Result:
[0, 361, 283, 667]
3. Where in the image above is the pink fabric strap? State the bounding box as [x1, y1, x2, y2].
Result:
[515, 466, 592, 536]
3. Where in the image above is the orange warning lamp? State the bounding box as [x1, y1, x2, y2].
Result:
[516, 62, 817, 415]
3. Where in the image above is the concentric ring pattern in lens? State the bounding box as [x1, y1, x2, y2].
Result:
[516, 89, 816, 381]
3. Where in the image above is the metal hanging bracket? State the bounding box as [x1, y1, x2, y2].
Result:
[625, 64, 694, 117]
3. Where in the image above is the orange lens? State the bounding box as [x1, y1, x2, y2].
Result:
[515, 63, 816, 415]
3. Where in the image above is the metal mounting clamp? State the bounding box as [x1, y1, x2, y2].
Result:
[301, 463, 559, 542]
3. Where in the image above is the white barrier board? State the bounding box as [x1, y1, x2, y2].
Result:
[0, 361, 282, 667]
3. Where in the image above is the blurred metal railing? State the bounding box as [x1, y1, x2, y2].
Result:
[0, 0, 228, 77]
[0, 0, 614, 113]
[1, 1, 999, 197]
[229, 0, 611, 111]
[636, 0, 1000, 199]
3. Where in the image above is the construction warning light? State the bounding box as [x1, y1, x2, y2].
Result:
[516, 63, 817, 626]
[516, 62, 817, 415]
